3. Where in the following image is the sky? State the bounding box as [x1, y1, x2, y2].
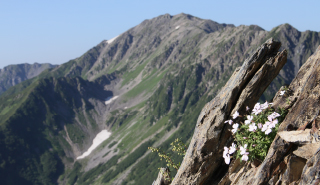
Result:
[0, 0, 319, 69]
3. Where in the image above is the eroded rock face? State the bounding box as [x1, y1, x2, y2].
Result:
[153, 168, 171, 185]
[171, 38, 287, 185]
[215, 46, 320, 184]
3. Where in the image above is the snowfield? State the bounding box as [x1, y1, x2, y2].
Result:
[106, 35, 119, 44]
[105, 96, 118, 105]
[77, 130, 111, 159]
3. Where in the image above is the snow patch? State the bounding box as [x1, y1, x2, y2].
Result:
[105, 96, 118, 105]
[106, 35, 119, 44]
[77, 130, 111, 160]
[175, 25, 180, 30]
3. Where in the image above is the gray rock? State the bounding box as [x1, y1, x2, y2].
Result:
[153, 168, 171, 185]
[215, 45, 320, 184]
[171, 38, 287, 185]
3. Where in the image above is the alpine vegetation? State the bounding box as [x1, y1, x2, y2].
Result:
[223, 100, 287, 164]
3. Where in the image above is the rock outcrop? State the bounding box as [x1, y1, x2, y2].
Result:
[161, 39, 320, 184]
[171, 38, 287, 184]
[216, 44, 320, 185]
[153, 168, 171, 185]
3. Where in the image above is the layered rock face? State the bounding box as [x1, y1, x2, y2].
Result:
[171, 38, 287, 184]
[166, 40, 320, 184]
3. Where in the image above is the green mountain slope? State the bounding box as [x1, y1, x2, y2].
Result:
[0, 76, 112, 184]
[0, 13, 319, 185]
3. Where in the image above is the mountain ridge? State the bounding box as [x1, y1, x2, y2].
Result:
[0, 13, 319, 185]
[0, 63, 57, 94]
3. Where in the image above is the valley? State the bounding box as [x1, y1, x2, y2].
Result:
[0, 13, 319, 185]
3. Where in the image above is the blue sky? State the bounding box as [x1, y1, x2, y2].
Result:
[0, 0, 319, 69]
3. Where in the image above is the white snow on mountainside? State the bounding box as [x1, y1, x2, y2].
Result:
[77, 130, 111, 159]
[106, 35, 119, 44]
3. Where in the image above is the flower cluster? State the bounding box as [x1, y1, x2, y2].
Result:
[222, 101, 287, 165]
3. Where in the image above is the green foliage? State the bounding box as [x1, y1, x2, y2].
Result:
[137, 89, 210, 180]
[40, 152, 59, 181]
[0, 75, 108, 184]
[101, 140, 154, 183]
[121, 60, 148, 86]
[67, 162, 82, 185]
[108, 141, 118, 148]
[102, 151, 111, 158]
[223, 102, 288, 164]
[123, 68, 168, 99]
[148, 138, 186, 178]
[65, 123, 86, 144]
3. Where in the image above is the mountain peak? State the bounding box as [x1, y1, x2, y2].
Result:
[270, 23, 299, 34]
[1, 13, 320, 185]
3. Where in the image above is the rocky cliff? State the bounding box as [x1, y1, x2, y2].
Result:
[156, 40, 320, 184]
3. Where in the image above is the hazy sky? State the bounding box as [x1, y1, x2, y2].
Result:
[0, 0, 319, 69]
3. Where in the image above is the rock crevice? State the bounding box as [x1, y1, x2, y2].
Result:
[161, 42, 320, 184]
[170, 38, 287, 185]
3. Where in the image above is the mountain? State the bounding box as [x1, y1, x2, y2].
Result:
[0, 63, 57, 94]
[0, 13, 319, 185]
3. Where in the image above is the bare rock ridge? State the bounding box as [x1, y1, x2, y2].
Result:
[170, 38, 287, 184]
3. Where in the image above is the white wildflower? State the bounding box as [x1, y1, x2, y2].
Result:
[241, 152, 249, 161]
[223, 147, 229, 158]
[223, 147, 231, 164]
[240, 144, 247, 155]
[224, 120, 233, 125]
[268, 112, 280, 120]
[224, 154, 230, 164]
[245, 115, 253, 125]
[266, 119, 278, 129]
[229, 143, 237, 154]
[248, 123, 257, 132]
[232, 111, 240, 119]
[261, 101, 269, 110]
[231, 123, 239, 134]
[252, 103, 262, 115]
[262, 123, 272, 135]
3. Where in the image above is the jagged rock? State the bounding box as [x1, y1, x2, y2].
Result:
[171, 38, 287, 185]
[278, 129, 320, 160]
[293, 143, 320, 159]
[213, 45, 320, 185]
[278, 129, 316, 144]
[152, 168, 171, 185]
[281, 155, 307, 184]
[300, 151, 320, 184]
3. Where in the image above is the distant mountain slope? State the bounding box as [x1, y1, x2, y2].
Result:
[0, 76, 112, 184]
[0, 13, 319, 185]
[0, 63, 57, 94]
